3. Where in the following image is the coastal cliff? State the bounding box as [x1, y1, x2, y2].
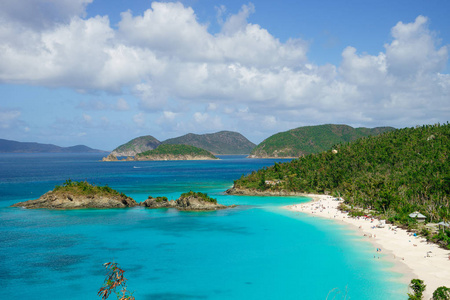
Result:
[225, 186, 306, 196]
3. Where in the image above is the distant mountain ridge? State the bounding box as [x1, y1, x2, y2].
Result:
[110, 131, 256, 156]
[162, 131, 255, 155]
[249, 124, 395, 158]
[0, 139, 105, 153]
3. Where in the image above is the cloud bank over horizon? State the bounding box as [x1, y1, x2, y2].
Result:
[0, 1, 448, 149]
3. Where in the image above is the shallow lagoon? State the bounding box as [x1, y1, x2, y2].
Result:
[0, 154, 407, 299]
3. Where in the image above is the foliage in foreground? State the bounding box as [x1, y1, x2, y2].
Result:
[408, 279, 426, 300]
[234, 123, 450, 246]
[54, 180, 125, 197]
[180, 191, 217, 203]
[433, 286, 450, 300]
[98, 262, 134, 300]
[407, 278, 450, 300]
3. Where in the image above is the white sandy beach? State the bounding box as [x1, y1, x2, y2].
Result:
[285, 195, 450, 299]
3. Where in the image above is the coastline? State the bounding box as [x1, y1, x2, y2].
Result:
[284, 195, 450, 299]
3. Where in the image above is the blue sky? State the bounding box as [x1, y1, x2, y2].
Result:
[0, 0, 449, 150]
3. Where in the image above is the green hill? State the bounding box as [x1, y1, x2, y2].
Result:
[232, 123, 450, 246]
[111, 135, 161, 156]
[162, 131, 255, 155]
[249, 124, 395, 158]
[135, 144, 217, 160]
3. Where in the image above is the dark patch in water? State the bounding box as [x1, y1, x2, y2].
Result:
[32, 254, 87, 272]
[155, 242, 176, 248]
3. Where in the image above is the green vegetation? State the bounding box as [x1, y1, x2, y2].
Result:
[54, 180, 125, 197]
[250, 124, 394, 157]
[180, 191, 217, 204]
[408, 279, 426, 300]
[98, 262, 134, 300]
[234, 123, 450, 247]
[162, 131, 256, 155]
[433, 286, 450, 300]
[154, 196, 168, 202]
[137, 144, 217, 159]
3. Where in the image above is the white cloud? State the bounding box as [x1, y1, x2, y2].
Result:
[0, 108, 21, 129]
[0, 2, 448, 140]
[220, 3, 255, 35]
[83, 114, 92, 124]
[386, 16, 448, 76]
[133, 112, 146, 128]
[115, 98, 130, 111]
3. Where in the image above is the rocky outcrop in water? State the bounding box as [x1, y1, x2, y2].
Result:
[225, 186, 306, 196]
[11, 191, 137, 209]
[141, 191, 234, 211]
[102, 153, 118, 161]
[11, 181, 138, 209]
[174, 194, 227, 211]
[140, 196, 174, 208]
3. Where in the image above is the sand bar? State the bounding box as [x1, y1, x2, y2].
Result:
[285, 195, 450, 299]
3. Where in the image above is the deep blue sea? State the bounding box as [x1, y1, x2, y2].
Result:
[0, 153, 407, 299]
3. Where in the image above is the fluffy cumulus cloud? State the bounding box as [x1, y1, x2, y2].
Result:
[0, 1, 448, 143]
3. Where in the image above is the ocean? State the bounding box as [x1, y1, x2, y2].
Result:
[0, 153, 407, 299]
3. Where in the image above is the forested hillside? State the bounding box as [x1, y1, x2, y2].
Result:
[249, 124, 394, 158]
[234, 124, 450, 229]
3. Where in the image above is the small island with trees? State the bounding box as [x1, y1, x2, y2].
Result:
[103, 144, 217, 161]
[11, 180, 232, 211]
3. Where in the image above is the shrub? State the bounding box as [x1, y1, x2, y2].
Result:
[98, 262, 134, 300]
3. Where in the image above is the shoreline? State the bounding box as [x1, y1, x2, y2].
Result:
[284, 194, 450, 299]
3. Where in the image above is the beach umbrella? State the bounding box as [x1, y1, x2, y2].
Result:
[437, 221, 450, 232]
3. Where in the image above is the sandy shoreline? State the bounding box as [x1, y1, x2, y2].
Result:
[285, 194, 450, 299]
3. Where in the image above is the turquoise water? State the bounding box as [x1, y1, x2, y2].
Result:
[0, 154, 407, 299]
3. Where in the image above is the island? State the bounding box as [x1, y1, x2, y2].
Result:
[141, 191, 234, 211]
[134, 144, 217, 161]
[11, 181, 233, 211]
[11, 180, 138, 209]
[105, 130, 256, 159]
